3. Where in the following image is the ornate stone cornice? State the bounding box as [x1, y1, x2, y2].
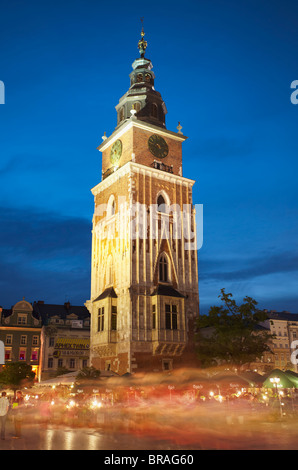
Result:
[91, 161, 195, 196]
[97, 118, 187, 154]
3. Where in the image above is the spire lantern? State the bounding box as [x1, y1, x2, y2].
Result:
[115, 24, 167, 130]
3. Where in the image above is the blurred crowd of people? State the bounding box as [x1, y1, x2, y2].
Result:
[0, 380, 298, 447]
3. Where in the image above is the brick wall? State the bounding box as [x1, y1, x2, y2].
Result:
[101, 125, 183, 176]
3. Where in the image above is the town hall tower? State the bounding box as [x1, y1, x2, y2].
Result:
[86, 28, 199, 374]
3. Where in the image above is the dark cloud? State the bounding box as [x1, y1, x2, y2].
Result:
[197, 249, 298, 314]
[199, 250, 298, 282]
[0, 206, 91, 257]
[0, 206, 91, 308]
[0, 154, 57, 176]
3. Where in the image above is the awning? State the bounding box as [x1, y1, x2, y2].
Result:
[262, 369, 298, 389]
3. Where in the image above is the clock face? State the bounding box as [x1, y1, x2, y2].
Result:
[148, 134, 169, 159]
[110, 139, 122, 165]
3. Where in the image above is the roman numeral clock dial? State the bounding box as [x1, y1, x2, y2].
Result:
[148, 134, 169, 159]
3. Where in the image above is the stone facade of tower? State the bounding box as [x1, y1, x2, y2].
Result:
[86, 31, 199, 375]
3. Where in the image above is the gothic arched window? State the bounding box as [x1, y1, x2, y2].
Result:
[157, 192, 170, 213]
[107, 195, 115, 218]
[157, 194, 165, 209]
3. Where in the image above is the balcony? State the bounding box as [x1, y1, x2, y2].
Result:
[152, 161, 173, 174]
[102, 166, 118, 180]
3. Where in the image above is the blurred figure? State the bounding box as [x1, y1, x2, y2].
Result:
[0, 392, 10, 440]
[12, 390, 24, 438]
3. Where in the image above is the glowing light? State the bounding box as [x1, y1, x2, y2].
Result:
[91, 399, 102, 409]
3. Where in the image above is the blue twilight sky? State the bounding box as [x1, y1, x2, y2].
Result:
[0, 0, 297, 314]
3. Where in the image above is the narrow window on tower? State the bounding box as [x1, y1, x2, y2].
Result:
[98, 307, 104, 332]
[134, 101, 141, 113]
[111, 306, 117, 331]
[151, 103, 158, 118]
[107, 195, 116, 218]
[165, 304, 178, 330]
[165, 304, 171, 329]
[157, 194, 166, 213]
[152, 305, 156, 330]
[159, 254, 169, 283]
[172, 305, 178, 330]
[119, 107, 124, 123]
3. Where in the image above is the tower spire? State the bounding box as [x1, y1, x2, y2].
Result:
[138, 18, 147, 58]
[114, 20, 167, 129]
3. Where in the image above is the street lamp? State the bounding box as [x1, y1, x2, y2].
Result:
[168, 385, 175, 402]
[270, 377, 283, 418]
[270, 376, 280, 391]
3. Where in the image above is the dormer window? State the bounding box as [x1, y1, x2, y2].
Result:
[17, 314, 27, 325]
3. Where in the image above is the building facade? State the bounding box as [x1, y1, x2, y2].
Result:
[260, 311, 298, 372]
[0, 299, 42, 380]
[86, 29, 200, 374]
[33, 301, 90, 380]
[0, 300, 90, 381]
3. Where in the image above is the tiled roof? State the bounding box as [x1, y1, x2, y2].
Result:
[32, 302, 90, 325]
[266, 311, 298, 322]
[150, 284, 185, 298]
[93, 287, 118, 302]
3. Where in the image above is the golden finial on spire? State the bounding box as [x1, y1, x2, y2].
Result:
[138, 17, 147, 58]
